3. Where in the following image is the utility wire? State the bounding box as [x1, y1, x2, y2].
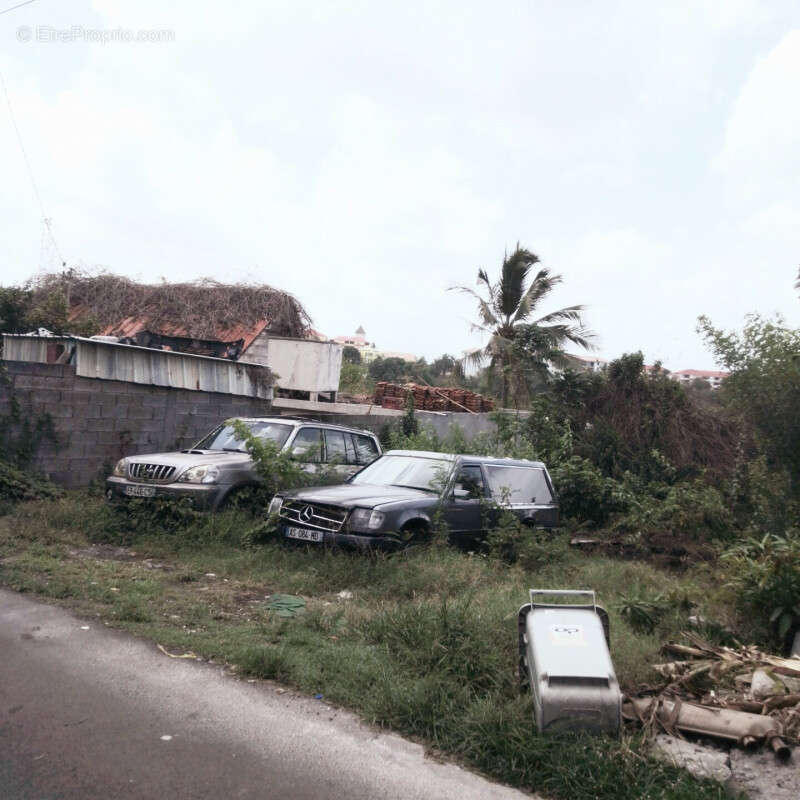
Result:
[0, 67, 66, 266]
[0, 1, 39, 17]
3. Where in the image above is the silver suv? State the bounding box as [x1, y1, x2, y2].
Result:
[105, 417, 382, 510]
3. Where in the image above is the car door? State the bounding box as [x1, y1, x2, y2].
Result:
[324, 429, 360, 479]
[443, 464, 487, 542]
[353, 433, 381, 468]
[288, 426, 323, 474]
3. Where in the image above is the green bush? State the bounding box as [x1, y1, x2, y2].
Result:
[722, 529, 800, 647]
[614, 479, 734, 542]
[0, 460, 62, 511]
[338, 360, 369, 393]
[699, 313, 800, 496]
[103, 496, 201, 540]
[485, 510, 568, 570]
[549, 456, 632, 526]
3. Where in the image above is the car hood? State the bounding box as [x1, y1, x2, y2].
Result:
[284, 483, 435, 509]
[125, 450, 251, 468]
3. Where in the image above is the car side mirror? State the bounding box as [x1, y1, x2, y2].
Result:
[453, 488, 471, 501]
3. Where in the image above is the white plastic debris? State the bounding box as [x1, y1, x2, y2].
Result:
[751, 669, 780, 699]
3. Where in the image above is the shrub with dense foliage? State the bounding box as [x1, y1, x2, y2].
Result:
[698, 313, 800, 497]
[722, 529, 800, 648]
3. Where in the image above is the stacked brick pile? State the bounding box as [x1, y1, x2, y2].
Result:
[373, 382, 494, 413]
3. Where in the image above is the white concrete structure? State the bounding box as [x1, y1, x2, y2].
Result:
[241, 335, 343, 398]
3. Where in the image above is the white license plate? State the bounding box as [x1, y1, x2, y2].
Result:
[125, 485, 156, 498]
[285, 526, 324, 543]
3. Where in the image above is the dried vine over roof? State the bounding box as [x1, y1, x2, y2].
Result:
[29, 270, 312, 340]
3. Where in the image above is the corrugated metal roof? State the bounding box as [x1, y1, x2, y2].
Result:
[98, 316, 269, 351]
[2, 334, 272, 399]
[74, 338, 271, 398]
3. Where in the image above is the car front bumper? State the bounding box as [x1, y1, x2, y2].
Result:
[105, 477, 232, 511]
[277, 521, 395, 550]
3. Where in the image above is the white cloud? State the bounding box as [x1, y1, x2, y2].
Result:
[696, 0, 772, 29]
[716, 30, 800, 190]
[744, 203, 800, 244]
[3, 1, 799, 367]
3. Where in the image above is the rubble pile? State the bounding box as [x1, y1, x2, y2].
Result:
[373, 382, 495, 413]
[626, 632, 800, 754]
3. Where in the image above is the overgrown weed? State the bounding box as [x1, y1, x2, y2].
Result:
[0, 491, 735, 799]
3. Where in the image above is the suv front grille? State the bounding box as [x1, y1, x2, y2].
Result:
[279, 501, 347, 532]
[128, 463, 177, 483]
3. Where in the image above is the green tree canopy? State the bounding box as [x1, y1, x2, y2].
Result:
[452, 245, 593, 407]
[430, 354, 457, 377]
[342, 345, 362, 364]
[698, 313, 800, 494]
[0, 286, 32, 333]
[368, 356, 408, 383]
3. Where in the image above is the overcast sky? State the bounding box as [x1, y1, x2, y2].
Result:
[2, 0, 799, 369]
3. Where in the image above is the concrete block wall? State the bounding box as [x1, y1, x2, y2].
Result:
[1, 361, 272, 487]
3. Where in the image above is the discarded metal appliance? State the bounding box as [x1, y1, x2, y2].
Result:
[518, 589, 622, 735]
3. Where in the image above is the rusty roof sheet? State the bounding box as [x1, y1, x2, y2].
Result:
[67, 306, 269, 351]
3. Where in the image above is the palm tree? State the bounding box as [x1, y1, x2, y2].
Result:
[452, 246, 594, 407]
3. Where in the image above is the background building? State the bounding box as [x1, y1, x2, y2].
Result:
[333, 327, 417, 364]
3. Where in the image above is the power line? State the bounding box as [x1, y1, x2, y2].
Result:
[0, 1, 39, 17]
[0, 67, 66, 266]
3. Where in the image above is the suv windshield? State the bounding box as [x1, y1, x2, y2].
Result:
[194, 421, 293, 452]
[351, 454, 451, 492]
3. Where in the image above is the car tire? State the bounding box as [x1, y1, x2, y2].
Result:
[220, 485, 260, 511]
[396, 522, 430, 549]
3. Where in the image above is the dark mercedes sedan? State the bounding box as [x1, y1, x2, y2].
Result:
[268, 449, 559, 548]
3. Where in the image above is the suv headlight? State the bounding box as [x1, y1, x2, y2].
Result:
[112, 459, 127, 477]
[178, 465, 220, 484]
[349, 508, 385, 531]
[267, 496, 283, 515]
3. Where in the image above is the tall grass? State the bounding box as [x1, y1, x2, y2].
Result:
[0, 492, 734, 800]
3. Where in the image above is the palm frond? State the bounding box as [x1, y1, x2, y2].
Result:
[463, 347, 488, 368]
[499, 247, 540, 320]
[486, 331, 515, 357]
[512, 268, 562, 323]
[532, 304, 588, 326]
[450, 285, 500, 329]
[535, 322, 596, 351]
[477, 268, 493, 296]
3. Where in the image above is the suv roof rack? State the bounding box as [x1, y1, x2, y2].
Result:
[243, 415, 377, 437]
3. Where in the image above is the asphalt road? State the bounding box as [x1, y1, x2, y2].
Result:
[0, 589, 531, 800]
